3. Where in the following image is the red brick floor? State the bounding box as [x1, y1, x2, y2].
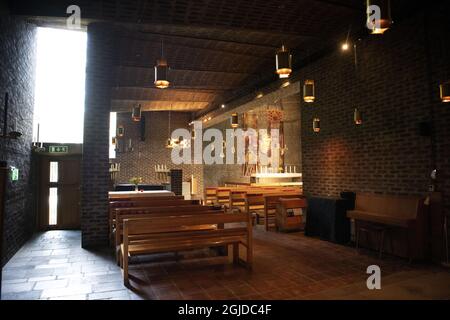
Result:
[2, 229, 449, 300]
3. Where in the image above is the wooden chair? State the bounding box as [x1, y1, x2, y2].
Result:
[120, 211, 253, 286]
[229, 191, 247, 213]
[215, 188, 231, 210]
[204, 187, 217, 205]
[245, 193, 265, 225]
[264, 193, 303, 231]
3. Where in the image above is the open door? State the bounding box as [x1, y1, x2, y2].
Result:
[39, 155, 81, 229]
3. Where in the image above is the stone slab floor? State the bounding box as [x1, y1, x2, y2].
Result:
[1, 229, 450, 300]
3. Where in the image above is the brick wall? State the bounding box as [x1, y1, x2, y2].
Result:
[0, 17, 37, 265]
[203, 93, 301, 188]
[81, 23, 118, 247]
[115, 111, 204, 197]
[300, 4, 450, 221]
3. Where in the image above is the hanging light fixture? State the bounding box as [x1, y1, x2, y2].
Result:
[275, 45, 292, 79]
[313, 118, 320, 133]
[155, 40, 170, 89]
[303, 80, 315, 103]
[366, 0, 392, 34]
[231, 113, 239, 128]
[440, 81, 450, 103]
[354, 108, 363, 125]
[132, 104, 141, 122]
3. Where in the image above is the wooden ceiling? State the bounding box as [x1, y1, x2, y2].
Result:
[8, 0, 414, 115]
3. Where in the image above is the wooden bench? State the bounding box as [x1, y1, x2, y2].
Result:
[347, 193, 428, 260]
[113, 207, 222, 260]
[120, 211, 253, 286]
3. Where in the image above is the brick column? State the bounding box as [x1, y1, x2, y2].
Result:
[81, 23, 117, 247]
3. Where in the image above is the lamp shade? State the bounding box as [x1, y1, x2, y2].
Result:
[275, 45, 292, 78]
[440, 82, 450, 103]
[132, 104, 141, 122]
[154, 58, 170, 89]
[313, 118, 320, 132]
[231, 113, 239, 128]
[303, 80, 315, 103]
[367, 0, 392, 34]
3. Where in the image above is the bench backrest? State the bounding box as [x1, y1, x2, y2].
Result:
[114, 205, 215, 215]
[110, 199, 200, 209]
[354, 193, 424, 219]
[115, 208, 224, 245]
[109, 195, 184, 202]
[124, 211, 249, 235]
[278, 198, 307, 209]
[265, 193, 303, 208]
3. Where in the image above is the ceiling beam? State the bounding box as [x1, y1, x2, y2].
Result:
[115, 63, 259, 76]
[116, 65, 256, 76]
[112, 85, 230, 93]
[118, 35, 274, 60]
[129, 29, 290, 49]
[111, 98, 212, 104]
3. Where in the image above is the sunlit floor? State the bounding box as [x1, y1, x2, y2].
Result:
[1, 229, 450, 300]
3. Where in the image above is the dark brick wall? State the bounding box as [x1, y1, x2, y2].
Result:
[0, 17, 37, 265]
[81, 23, 118, 247]
[300, 4, 450, 220]
[115, 111, 204, 196]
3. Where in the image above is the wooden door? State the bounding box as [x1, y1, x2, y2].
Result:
[39, 155, 81, 229]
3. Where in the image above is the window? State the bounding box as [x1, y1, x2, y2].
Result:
[33, 27, 87, 143]
[109, 112, 117, 159]
[49, 188, 58, 226]
[49, 161, 58, 183]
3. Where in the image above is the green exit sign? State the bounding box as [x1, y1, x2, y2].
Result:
[49, 146, 69, 153]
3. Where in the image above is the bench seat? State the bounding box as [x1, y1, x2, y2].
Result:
[122, 235, 245, 256]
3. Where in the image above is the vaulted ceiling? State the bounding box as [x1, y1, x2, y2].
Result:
[8, 0, 415, 115]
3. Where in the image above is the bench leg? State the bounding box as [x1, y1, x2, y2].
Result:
[123, 252, 129, 287]
[233, 243, 239, 265]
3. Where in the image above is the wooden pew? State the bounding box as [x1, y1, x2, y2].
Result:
[120, 211, 253, 286]
[113, 206, 222, 261]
